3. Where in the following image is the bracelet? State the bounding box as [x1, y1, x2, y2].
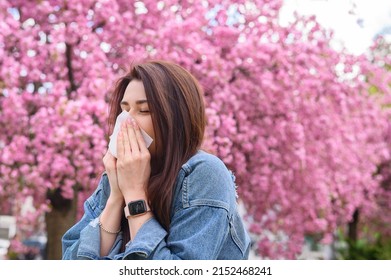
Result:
[98, 217, 121, 234]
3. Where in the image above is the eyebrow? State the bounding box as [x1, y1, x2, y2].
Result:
[120, 99, 148, 106]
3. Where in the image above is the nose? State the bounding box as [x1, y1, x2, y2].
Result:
[125, 110, 136, 120]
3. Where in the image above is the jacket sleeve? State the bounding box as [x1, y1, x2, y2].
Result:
[123, 205, 231, 260]
[61, 173, 123, 260]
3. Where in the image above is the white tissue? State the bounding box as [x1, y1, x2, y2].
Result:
[108, 111, 153, 158]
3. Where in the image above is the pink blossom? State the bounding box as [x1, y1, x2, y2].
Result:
[1, 0, 390, 259]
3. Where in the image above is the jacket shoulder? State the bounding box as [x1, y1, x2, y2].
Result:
[182, 150, 229, 174]
[179, 150, 237, 206]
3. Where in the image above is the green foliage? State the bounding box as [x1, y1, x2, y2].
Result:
[337, 231, 391, 260]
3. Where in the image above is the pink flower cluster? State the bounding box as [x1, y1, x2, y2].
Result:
[1, 0, 390, 259]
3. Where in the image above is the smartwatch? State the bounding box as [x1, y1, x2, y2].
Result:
[124, 200, 150, 218]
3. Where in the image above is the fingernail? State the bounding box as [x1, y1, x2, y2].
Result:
[132, 119, 138, 128]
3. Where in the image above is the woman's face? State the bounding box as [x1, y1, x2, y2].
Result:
[120, 79, 156, 155]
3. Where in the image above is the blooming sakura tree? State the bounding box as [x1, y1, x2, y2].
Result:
[0, 0, 113, 259]
[359, 37, 391, 242]
[1, 0, 390, 259]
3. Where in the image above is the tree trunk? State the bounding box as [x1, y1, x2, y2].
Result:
[348, 209, 359, 243]
[45, 191, 78, 260]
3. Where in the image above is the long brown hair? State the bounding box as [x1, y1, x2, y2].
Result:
[108, 60, 206, 240]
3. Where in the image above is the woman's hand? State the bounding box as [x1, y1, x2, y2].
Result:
[116, 118, 151, 202]
[102, 150, 123, 202]
[101, 150, 125, 256]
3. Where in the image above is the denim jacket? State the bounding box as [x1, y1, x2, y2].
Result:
[62, 150, 251, 260]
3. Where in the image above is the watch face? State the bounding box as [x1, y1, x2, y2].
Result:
[128, 200, 147, 215]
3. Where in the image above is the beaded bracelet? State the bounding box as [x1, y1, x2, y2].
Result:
[98, 217, 121, 234]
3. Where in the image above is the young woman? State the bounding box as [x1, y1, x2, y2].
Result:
[62, 60, 251, 260]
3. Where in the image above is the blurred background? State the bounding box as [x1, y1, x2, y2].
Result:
[0, 0, 390, 260]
